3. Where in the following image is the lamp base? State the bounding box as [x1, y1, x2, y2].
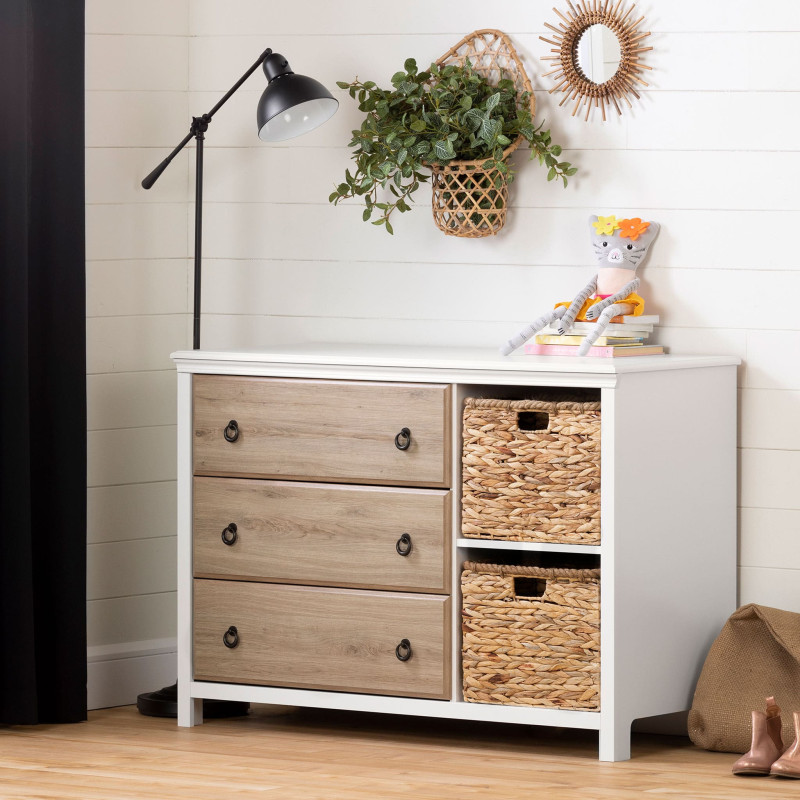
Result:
[136, 682, 250, 719]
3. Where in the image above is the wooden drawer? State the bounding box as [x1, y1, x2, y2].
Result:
[192, 376, 451, 487]
[193, 579, 451, 699]
[193, 478, 451, 593]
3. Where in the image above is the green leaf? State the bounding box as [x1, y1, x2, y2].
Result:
[403, 58, 417, 74]
[362, 208, 372, 221]
[391, 71, 406, 85]
[551, 145, 562, 156]
[397, 148, 408, 165]
[328, 191, 339, 203]
[496, 134, 511, 146]
[479, 117, 500, 141]
[566, 167, 578, 176]
[385, 220, 394, 235]
[547, 167, 556, 181]
[460, 95, 473, 110]
[337, 183, 349, 194]
[410, 119, 426, 133]
[335, 81, 350, 90]
[433, 139, 454, 160]
[372, 217, 386, 225]
[485, 92, 501, 113]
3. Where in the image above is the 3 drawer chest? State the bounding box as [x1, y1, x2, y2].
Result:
[173, 344, 739, 761]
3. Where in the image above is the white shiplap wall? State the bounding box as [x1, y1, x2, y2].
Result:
[85, 0, 800, 706]
[85, 0, 190, 707]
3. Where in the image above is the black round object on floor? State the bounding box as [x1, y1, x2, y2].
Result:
[136, 683, 249, 719]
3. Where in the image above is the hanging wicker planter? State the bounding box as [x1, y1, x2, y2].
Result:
[430, 30, 534, 238]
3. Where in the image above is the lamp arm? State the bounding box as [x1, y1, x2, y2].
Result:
[141, 46, 273, 190]
[204, 46, 273, 121]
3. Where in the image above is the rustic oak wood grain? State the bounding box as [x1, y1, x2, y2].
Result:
[193, 579, 451, 699]
[192, 376, 451, 487]
[0, 704, 778, 800]
[193, 478, 451, 593]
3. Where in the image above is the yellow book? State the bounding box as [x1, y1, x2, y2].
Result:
[535, 334, 644, 346]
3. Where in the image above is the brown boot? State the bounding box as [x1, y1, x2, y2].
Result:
[732, 697, 784, 776]
[770, 711, 800, 779]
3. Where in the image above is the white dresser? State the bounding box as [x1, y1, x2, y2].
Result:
[172, 344, 739, 761]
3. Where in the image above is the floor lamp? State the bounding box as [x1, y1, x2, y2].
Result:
[136, 48, 337, 717]
[142, 46, 338, 349]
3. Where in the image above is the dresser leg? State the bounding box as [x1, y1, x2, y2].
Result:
[178, 695, 203, 727]
[599, 715, 632, 762]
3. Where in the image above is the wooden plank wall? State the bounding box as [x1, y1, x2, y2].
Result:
[84, 0, 800, 706]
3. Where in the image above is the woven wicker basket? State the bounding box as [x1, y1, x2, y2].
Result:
[462, 396, 601, 544]
[462, 562, 601, 709]
[430, 30, 534, 238]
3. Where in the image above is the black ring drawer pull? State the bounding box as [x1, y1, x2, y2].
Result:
[395, 639, 413, 661]
[221, 523, 238, 546]
[223, 420, 240, 443]
[223, 626, 239, 649]
[396, 533, 413, 556]
[394, 427, 411, 450]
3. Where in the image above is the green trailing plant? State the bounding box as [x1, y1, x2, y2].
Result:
[329, 58, 576, 234]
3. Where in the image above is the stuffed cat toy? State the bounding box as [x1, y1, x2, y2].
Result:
[500, 214, 660, 356]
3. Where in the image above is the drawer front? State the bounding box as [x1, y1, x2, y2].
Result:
[193, 579, 451, 699]
[193, 376, 451, 487]
[194, 478, 451, 593]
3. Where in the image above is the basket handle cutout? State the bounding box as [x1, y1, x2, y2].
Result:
[513, 577, 547, 598]
[517, 411, 549, 432]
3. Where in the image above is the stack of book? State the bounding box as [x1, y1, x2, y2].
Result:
[523, 315, 664, 358]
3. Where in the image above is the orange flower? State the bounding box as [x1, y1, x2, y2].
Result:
[618, 218, 650, 241]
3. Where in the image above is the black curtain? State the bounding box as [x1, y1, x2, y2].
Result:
[0, 0, 87, 723]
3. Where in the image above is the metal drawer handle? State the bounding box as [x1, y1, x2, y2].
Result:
[394, 427, 411, 450]
[396, 533, 413, 556]
[395, 639, 413, 662]
[221, 523, 238, 546]
[223, 420, 240, 443]
[223, 625, 239, 649]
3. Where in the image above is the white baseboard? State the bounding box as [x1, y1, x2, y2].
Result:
[87, 638, 177, 710]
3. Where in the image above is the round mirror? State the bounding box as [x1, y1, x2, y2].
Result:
[576, 24, 621, 84]
[540, 1, 653, 121]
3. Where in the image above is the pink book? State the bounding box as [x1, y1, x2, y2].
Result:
[523, 343, 665, 357]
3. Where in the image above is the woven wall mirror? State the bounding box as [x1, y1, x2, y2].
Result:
[540, 0, 652, 121]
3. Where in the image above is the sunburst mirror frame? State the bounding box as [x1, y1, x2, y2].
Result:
[540, 0, 652, 121]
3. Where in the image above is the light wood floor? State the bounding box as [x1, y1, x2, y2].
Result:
[0, 704, 792, 799]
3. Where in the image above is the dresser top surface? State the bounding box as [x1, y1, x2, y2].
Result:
[172, 343, 739, 376]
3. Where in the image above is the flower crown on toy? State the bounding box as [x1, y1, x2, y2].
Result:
[592, 215, 650, 241]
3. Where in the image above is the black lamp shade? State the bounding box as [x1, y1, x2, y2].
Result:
[257, 58, 338, 142]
